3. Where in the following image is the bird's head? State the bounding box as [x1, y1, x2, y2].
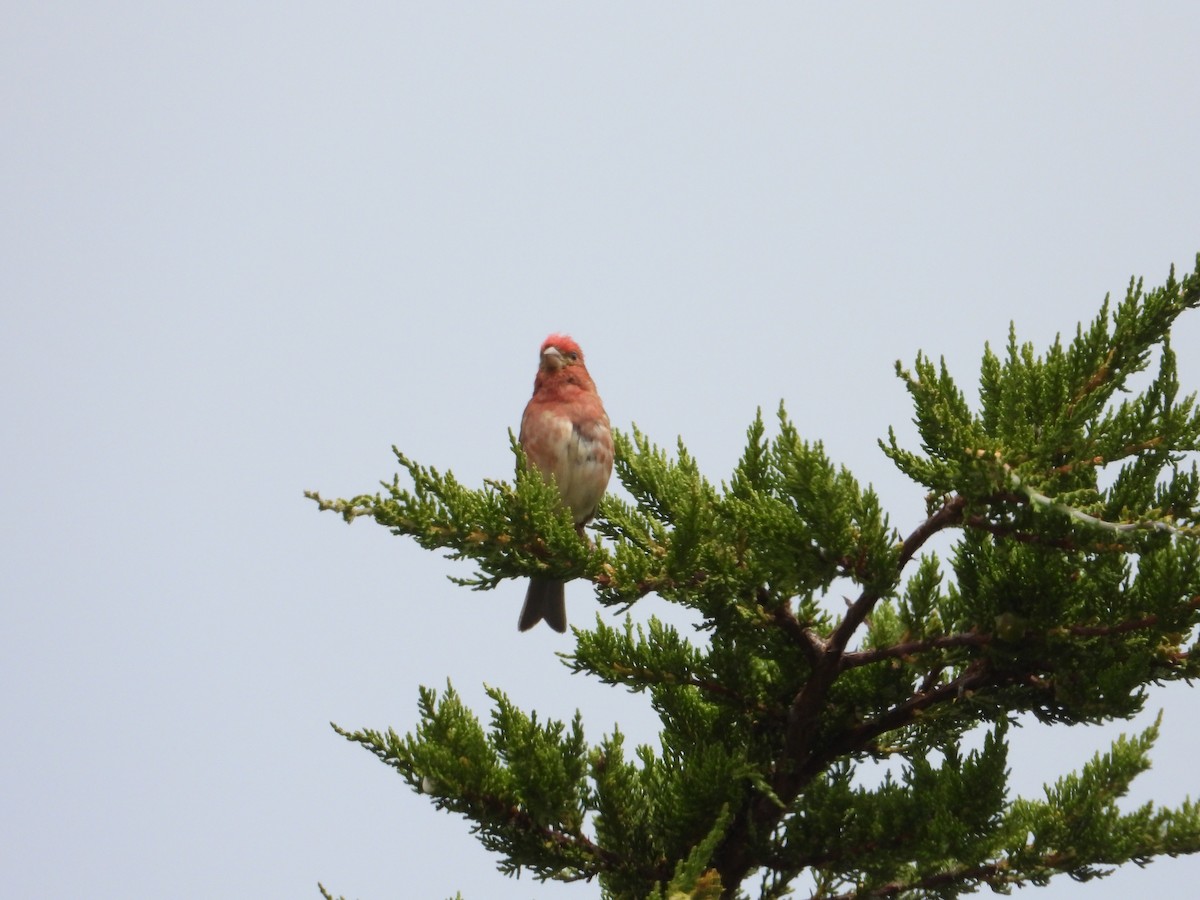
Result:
[539, 333, 584, 372]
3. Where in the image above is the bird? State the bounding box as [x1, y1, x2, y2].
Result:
[517, 334, 613, 632]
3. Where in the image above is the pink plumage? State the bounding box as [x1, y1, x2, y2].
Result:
[517, 334, 613, 632]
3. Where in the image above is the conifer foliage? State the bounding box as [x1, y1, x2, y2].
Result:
[309, 258, 1200, 899]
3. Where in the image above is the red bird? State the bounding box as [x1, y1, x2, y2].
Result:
[517, 334, 614, 632]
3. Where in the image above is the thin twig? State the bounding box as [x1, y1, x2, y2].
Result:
[841, 632, 992, 669]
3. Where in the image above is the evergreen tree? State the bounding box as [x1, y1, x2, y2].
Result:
[309, 257, 1200, 899]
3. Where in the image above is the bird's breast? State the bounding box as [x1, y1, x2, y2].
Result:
[519, 405, 613, 524]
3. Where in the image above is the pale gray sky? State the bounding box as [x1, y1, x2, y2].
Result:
[3, 4, 1199, 899]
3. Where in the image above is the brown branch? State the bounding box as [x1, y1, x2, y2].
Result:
[821, 660, 993, 762]
[819, 846, 1089, 900]
[712, 495, 967, 894]
[820, 861, 1013, 899]
[1066, 598, 1200, 637]
[963, 515, 1083, 550]
[830, 495, 967, 656]
[713, 483, 1190, 895]
[918, 664, 945, 694]
[841, 631, 992, 670]
[842, 595, 1199, 671]
[767, 588, 826, 667]
[784, 495, 968, 771]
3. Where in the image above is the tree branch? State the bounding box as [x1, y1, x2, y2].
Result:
[820, 660, 994, 763]
[831, 495, 966, 655]
[842, 595, 1200, 671]
[767, 588, 826, 668]
[820, 860, 1015, 899]
[841, 631, 992, 669]
[713, 496, 969, 892]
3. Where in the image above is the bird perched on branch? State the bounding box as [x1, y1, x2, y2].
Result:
[517, 334, 613, 632]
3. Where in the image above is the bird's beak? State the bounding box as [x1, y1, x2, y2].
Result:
[541, 346, 565, 370]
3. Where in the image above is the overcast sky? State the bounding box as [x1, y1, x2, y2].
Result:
[3, 4, 1199, 899]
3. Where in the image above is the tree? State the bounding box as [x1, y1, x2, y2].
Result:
[308, 257, 1200, 899]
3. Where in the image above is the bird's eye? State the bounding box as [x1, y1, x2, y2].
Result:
[566, 351, 579, 361]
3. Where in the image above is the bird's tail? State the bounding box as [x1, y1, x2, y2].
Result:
[518, 579, 567, 632]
